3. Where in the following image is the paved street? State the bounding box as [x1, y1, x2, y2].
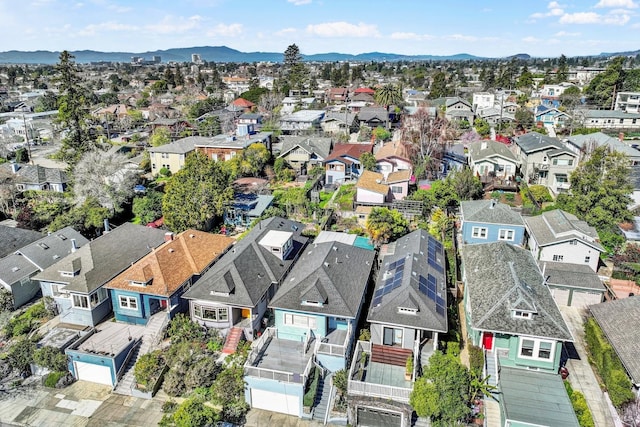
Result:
[560, 306, 617, 427]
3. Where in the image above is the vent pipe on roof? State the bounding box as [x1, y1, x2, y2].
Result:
[103, 219, 111, 234]
[71, 239, 78, 253]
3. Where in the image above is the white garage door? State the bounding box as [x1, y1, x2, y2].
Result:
[74, 361, 113, 386]
[250, 388, 300, 416]
[551, 288, 571, 306]
[570, 291, 603, 309]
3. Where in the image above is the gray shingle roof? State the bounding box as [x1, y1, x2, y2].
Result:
[460, 200, 525, 227]
[278, 136, 333, 160]
[0, 254, 39, 287]
[541, 261, 605, 291]
[585, 110, 640, 120]
[565, 132, 640, 159]
[514, 132, 571, 155]
[523, 209, 604, 252]
[460, 242, 572, 341]
[147, 136, 202, 154]
[183, 217, 309, 307]
[589, 296, 640, 385]
[468, 140, 518, 164]
[0, 163, 68, 186]
[269, 241, 375, 318]
[17, 227, 89, 271]
[0, 225, 42, 258]
[33, 223, 166, 293]
[367, 229, 448, 333]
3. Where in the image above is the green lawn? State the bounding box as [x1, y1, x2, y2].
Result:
[318, 191, 334, 209]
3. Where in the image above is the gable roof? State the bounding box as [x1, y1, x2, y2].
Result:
[356, 170, 389, 194]
[278, 136, 333, 160]
[0, 253, 40, 287]
[17, 227, 89, 271]
[358, 107, 388, 122]
[375, 141, 411, 162]
[565, 132, 640, 159]
[269, 241, 375, 318]
[0, 225, 42, 258]
[460, 242, 572, 341]
[105, 230, 234, 297]
[523, 209, 604, 252]
[0, 164, 68, 186]
[148, 136, 202, 154]
[367, 229, 448, 332]
[325, 143, 373, 163]
[460, 199, 525, 227]
[514, 132, 573, 155]
[182, 217, 308, 307]
[445, 96, 472, 109]
[468, 140, 518, 164]
[322, 111, 357, 125]
[589, 296, 640, 385]
[33, 224, 166, 294]
[541, 261, 605, 291]
[232, 98, 255, 108]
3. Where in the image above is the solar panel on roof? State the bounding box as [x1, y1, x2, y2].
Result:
[372, 295, 383, 306]
[436, 304, 446, 317]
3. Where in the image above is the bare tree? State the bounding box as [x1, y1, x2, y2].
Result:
[0, 169, 18, 216]
[621, 398, 640, 427]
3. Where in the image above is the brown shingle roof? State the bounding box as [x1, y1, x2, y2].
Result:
[356, 170, 389, 194]
[104, 230, 234, 297]
[386, 169, 412, 183]
[375, 141, 410, 161]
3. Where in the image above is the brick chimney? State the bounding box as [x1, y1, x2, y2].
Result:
[164, 232, 174, 242]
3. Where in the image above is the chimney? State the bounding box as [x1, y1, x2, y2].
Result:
[103, 219, 111, 234]
[619, 132, 625, 142]
[481, 141, 488, 150]
[10, 163, 19, 174]
[489, 199, 496, 209]
[71, 239, 78, 253]
[164, 232, 174, 242]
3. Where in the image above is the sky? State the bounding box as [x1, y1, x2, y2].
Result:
[1, 0, 639, 58]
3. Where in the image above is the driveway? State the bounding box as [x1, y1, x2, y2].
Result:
[560, 306, 616, 427]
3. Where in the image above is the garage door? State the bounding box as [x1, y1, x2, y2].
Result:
[357, 407, 402, 427]
[250, 389, 299, 416]
[551, 288, 570, 306]
[570, 291, 603, 309]
[74, 361, 113, 386]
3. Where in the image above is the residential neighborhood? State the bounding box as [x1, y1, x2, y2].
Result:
[3, 23, 640, 427]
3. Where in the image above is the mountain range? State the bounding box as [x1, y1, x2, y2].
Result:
[0, 45, 636, 64]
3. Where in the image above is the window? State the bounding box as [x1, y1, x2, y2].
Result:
[513, 310, 533, 319]
[193, 304, 228, 322]
[284, 313, 317, 329]
[585, 256, 591, 264]
[498, 229, 515, 241]
[569, 240, 577, 245]
[553, 254, 564, 261]
[472, 227, 488, 239]
[519, 338, 555, 360]
[72, 294, 89, 309]
[119, 295, 138, 310]
[90, 292, 99, 307]
[52, 284, 69, 298]
[391, 186, 403, 194]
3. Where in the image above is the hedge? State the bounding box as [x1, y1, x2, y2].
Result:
[303, 367, 320, 407]
[584, 317, 634, 407]
[564, 381, 595, 427]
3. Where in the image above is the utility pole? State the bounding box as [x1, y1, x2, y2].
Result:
[21, 113, 33, 165]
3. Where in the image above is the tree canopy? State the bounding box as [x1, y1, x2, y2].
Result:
[365, 207, 409, 244]
[162, 152, 234, 232]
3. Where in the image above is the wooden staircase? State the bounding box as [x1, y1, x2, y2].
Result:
[371, 344, 413, 367]
[222, 327, 244, 354]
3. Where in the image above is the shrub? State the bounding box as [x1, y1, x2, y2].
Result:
[44, 371, 66, 388]
[333, 369, 347, 396]
[34, 346, 68, 372]
[6, 337, 36, 373]
[446, 341, 460, 357]
[163, 368, 187, 397]
[167, 314, 205, 344]
[468, 345, 484, 376]
[358, 328, 371, 341]
[565, 380, 595, 427]
[184, 357, 222, 390]
[159, 167, 171, 177]
[529, 185, 553, 203]
[303, 367, 320, 407]
[134, 350, 164, 388]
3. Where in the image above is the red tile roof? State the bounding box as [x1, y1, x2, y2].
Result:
[232, 98, 255, 108]
[354, 87, 375, 94]
[325, 143, 374, 162]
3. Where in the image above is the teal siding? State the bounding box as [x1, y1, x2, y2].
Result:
[461, 221, 525, 246]
[274, 309, 328, 341]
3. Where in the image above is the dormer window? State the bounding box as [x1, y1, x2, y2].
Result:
[129, 279, 152, 287]
[302, 300, 324, 307]
[513, 310, 534, 319]
[398, 307, 418, 315]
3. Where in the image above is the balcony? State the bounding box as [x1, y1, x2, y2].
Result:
[347, 341, 413, 403]
[316, 326, 349, 358]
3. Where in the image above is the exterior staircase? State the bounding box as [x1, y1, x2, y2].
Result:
[312, 372, 330, 423]
[222, 327, 244, 354]
[483, 350, 502, 427]
[371, 344, 412, 367]
[113, 312, 167, 396]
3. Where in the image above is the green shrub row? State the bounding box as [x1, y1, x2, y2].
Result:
[44, 371, 66, 388]
[584, 317, 635, 407]
[303, 367, 320, 407]
[564, 381, 595, 427]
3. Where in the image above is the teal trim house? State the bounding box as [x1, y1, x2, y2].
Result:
[243, 240, 375, 418]
[460, 199, 525, 246]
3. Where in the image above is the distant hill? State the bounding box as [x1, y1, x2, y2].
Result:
[508, 53, 531, 60]
[599, 49, 640, 57]
[0, 46, 490, 64]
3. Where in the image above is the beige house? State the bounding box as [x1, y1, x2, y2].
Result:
[148, 136, 203, 176]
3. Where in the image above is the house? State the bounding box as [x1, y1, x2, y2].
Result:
[524, 209, 604, 273]
[589, 296, 640, 388]
[460, 199, 525, 246]
[539, 83, 577, 108]
[358, 106, 388, 128]
[320, 111, 357, 135]
[564, 132, 640, 165]
[105, 230, 234, 326]
[244, 240, 375, 418]
[0, 163, 68, 192]
[35, 224, 166, 327]
[348, 230, 448, 427]
[355, 170, 389, 206]
[460, 242, 578, 427]
[477, 107, 515, 126]
[194, 131, 273, 162]
[324, 143, 374, 185]
[542, 262, 606, 309]
[326, 87, 348, 103]
[534, 105, 571, 127]
[148, 136, 200, 176]
[279, 110, 325, 134]
[230, 97, 255, 113]
[473, 92, 495, 111]
[614, 91, 640, 113]
[0, 225, 41, 259]
[0, 227, 88, 308]
[277, 136, 333, 174]
[238, 113, 263, 126]
[444, 97, 474, 123]
[583, 110, 640, 131]
[182, 217, 308, 343]
[512, 132, 578, 194]
[374, 141, 413, 179]
[224, 194, 274, 229]
[467, 140, 519, 180]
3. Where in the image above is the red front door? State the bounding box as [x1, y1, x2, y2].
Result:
[482, 332, 494, 350]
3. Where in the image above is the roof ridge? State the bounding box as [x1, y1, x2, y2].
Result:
[178, 233, 199, 274]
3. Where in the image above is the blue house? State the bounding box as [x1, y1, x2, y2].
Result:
[35, 223, 166, 327]
[460, 199, 525, 246]
[105, 230, 234, 326]
[243, 240, 375, 419]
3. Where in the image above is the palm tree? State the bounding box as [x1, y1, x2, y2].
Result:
[374, 83, 403, 129]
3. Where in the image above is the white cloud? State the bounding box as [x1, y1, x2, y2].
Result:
[145, 15, 203, 34]
[390, 32, 434, 41]
[207, 23, 243, 37]
[287, 0, 311, 5]
[522, 36, 542, 43]
[275, 27, 297, 37]
[595, 0, 637, 8]
[554, 30, 581, 36]
[78, 21, 138, 37]
[305, 21, 379, 38]
[559, 10, 630, 24]
[444, 34, 478, 42]
[530, 1, 565, 18]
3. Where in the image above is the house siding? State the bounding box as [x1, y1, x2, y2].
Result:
[356, 188, 385, 204]
[461, 221, 525, 246]
[10, 277, 40, 308]
[244, 377, 304, 415]
[110, 289, 148, 325]
[538, 241, 600, 272]
[370, 323, 415, 349]
[275, 310, 328, 342]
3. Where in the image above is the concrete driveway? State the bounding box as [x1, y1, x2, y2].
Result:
[560, 306, 617, 427]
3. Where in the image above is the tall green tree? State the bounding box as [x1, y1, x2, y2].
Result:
[429, 71, 449, 98]
[54, 51, 94, 164]
[451, 168, 483, 200]
[133, 190, 164, 225]
[556, 54, 569, 83]
[556, 145, 633, 232]
[283, 43, 306, 94]
[359, 152, 377, 171]
[374, 83, 403, 129]
[517, 64, 533, 90]
[239, 143, 270, 177]
[365, 207, 409, 244]
[162, 152, 234, 232]
[584, 57, 625, 109]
